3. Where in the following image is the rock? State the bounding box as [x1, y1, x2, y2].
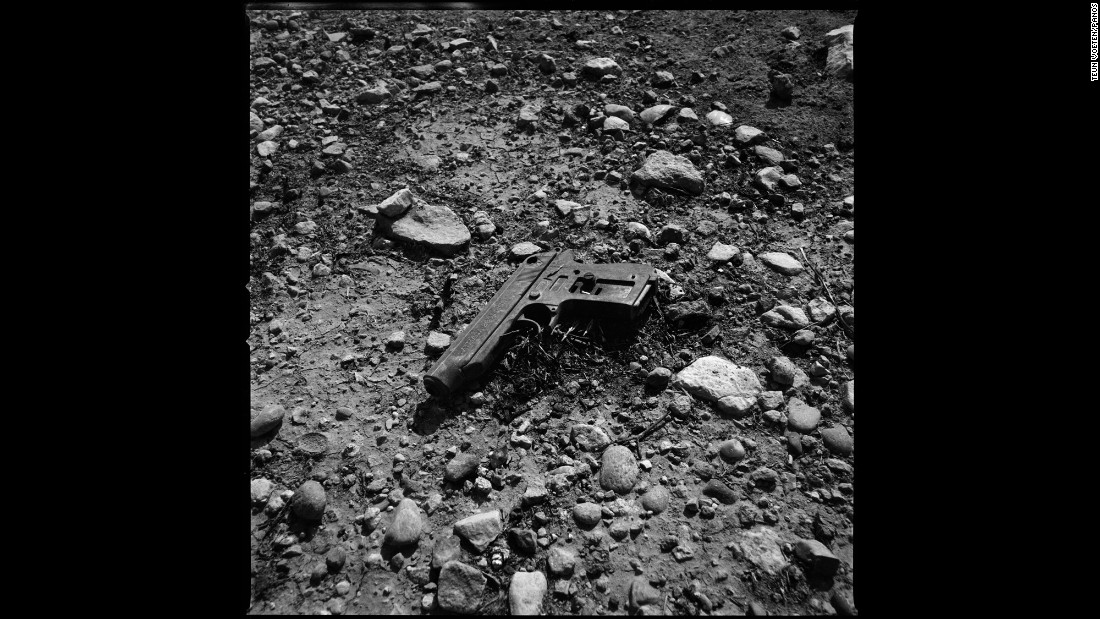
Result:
[820, 426, 854, 455]
[705, 110, 733, 126]
[604, 104, 636, 123]
[716, 394, 756, 418]
[657, 224, 688, 245]
[573, 502, 602, 528]
[409, 64, 435, 80]
[523, 478, 548, 506]
[678, 108, 699, 122]
[517, 105, 540, 130]
[509, 242, 542, 260]
[734, 125, 766, 145]
[754, 146, 785, 167]
[603, 115, 630, 131]
[769, 356, 808, 387]
[770, 73, 794, 100]
[629, 576, 662, 611]
[385, 198, 471, 256]
[750, 467, 779, 488]
[357, 86, 391, 104]
[640, 485, 670, 514]
[432, 535, 462, 569]
[290, 480, 326, 520]
[453, 510, 502, 553]
[335, 406, 354, 420]
[825, 25, 854, 78]
[782, 26, 801, 40]
[787, 398, 822, 433]
[624, 222, 652, 241]
[753, 167, 785, 192]
[599, 446, 639, 494]
[548, 546, 577, 577]
[795, 539, 840, 578]
[671, 356, 762, 406]
[256, 141, 278, 157]
[646, 68, 675, 86]
[251, 478, 275, 504]
[706, 242, 741, 264]
[326, 546, 347, 573]
[581, 57, 622, 79]
[385, 330, 406, 351]
[806, 298, 836, 323]
[571, 424, 611, 452]
[375, 188, 416, 218]
[734, 526, 789, 575]
[257, 125, 283, 142]
[509, 528, 537, 555]
[703, 479, 739, 504]
[426, 331, 452, 356]
[718, 439, 746, 461]
[445, 453, 480, 483]
[412, 81, 443, 95]
[761, 306, 811, 330]
[250, 404, 285, 437]
[484, 79, 499, 93]
[384, 498, 425, 547]
[509, 570, 547, 615]
[630, 150, 705, 195]
[832, 589, 856, 615]
[793, 330, 814, 345]
[639, 104, 678, 125]
[437, 560, 486, 614]
[759, 391, 784, 410]
[646, 367, 672, 389]
[758, 252, 803, 275]
[841, 380, 854, 411]
[750, 601, 769, 616]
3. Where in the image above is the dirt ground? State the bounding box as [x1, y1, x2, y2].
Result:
[249, 8, 855, 615]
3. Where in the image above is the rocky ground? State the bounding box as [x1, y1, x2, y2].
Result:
[248, 9, 856, 616]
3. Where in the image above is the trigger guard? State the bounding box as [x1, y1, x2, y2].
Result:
[515, 317, 543, 337]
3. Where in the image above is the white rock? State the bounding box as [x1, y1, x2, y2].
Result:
[672, 356, 762, 406]
[508, 571, 547, 615]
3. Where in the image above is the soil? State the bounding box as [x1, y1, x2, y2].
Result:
[249, 8, 856, 616]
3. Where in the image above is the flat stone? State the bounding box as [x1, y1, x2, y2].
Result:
[820, 426, 853, 455]
[256, 141, 278, 157]
[824, 25, 854, 78]
[841, 380, 854, 411]
[716, 395, 756, 418]
[639, 104, 677, 125]
[509, 570, 547, 615]
[453, 510, 502, 553]
[250, 404, 285, 437]
[386, 199, 471, 256]
[604, 104, 636, 123]
[573, 502, 602, 528]
[445, 452, 480, 483]
[787, 398, 821, 433]
[706, 242, 740, 264]
[357, 86, 391, 104]
[758, 252, 803, 276]
[640, 485, 670, 514]
[734, 526, 789, 575]
[426, 331, 452, 356]
[631, 150, 705, 195]
[437, 560, 486, 614]
[523, 478, 548, 507]
[581, 57, 622, 79]
[510, 242, 542, 260]
[671, 356, 762, 405]
[570, 424, 611, 452]
[678, 108, 699, 122]
[409, 64, 435, 79]
[290, 480, 326, 520]
[761, 306, 811, 330]
[376, 187, 415, 218]
[733, 125, 766, 145]
[412, 81, 443, 95]
[599, 445, 638, 494]
[603, 115, 630, 131]
[754, 146, 784, 166]
[705, 110, 733, 126]
[759, 391, 784, 410]
[806, 297, 836, 323]
[548, 546, 577, 577]
[384, 498, 425, 547]
[769, 356, 810, 387]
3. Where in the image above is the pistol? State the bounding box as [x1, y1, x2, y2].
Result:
[424, 248, 657, 397]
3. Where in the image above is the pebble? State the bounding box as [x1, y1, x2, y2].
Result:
[630, 150, 705, 195]
[581, 57, 622, 79]
[734, 526, 789, 575]
[375, 188, 416, 218]
[706, 242, 740, 264]
[573, 502, 602, 529]
[758, 252, 804, 275]
[426, 331, 452, 356]
[703, 479, 739, 504]
[671, 355, 762, 405]
[629, 576, 662, 611]
[570, 424, 611, 452]
[453, 509, 502, 553]
[806, 297, 837, 323]
[509, 570, 547, 615]
[604, 104, 636, 123]
[437, 560, 486, 614]
[841, 380, 854, 411]
[639, 104, 677, 125]
[718, 439, 746, 461]
[432, 535, 462, 569]
[384, 498, 425, 547]
[639, 485, 670, 514]
[761, 306, 811, 330]
[250, 478, 275, 504]
[769, 356, 808, 387]
[290, 480, 326, 520]
[734, 125, 766, 145]
[705, 110, 733, 126]
[256, 141, 278, 157]
[250, 404, 285, 437]
[599, 445, 639, 495]
[646, 367, 672, 389]
[652, 70, 675, 87]
[771, 73, 794, 100]
[548, 546, 577, 577]
[786, 398, 822, 433]
[793, 330, 814, 345]
[326, 546, 347, 573]
[794, 539, 840, 578]
[508, 528, 537, 555]
[335, 407, 354, 420]
[820, 426, 854, 455]
[444, 452, 480, 483]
